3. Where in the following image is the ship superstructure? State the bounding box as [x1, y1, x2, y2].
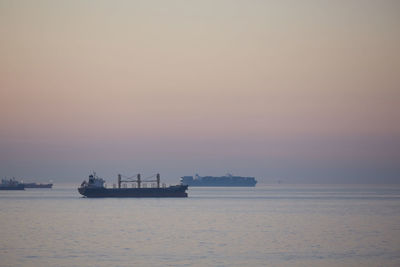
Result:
[0, 178, 25, 190]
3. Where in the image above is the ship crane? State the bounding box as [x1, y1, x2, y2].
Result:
[118, 173, 161, 189]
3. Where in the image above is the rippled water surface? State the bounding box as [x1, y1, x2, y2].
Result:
[1, 185, 400, 266]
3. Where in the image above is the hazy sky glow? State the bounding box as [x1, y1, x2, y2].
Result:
[1, 0, 399, 183]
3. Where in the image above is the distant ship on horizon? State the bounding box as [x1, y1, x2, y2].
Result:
[78, 172, 188, 198]
[181, 174, 257, 187]
[22, 182, 53, 188]
[0, 178, 25, 190]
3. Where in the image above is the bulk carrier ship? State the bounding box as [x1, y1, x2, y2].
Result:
[78, 172, 188, 198]
[181, 174, 257, 187]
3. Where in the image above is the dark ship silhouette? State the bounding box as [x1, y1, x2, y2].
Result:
[0, 178, 25, 190]
[78, 172, 188, 198]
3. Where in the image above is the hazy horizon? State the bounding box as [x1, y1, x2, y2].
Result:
[1, 0, 399, 184]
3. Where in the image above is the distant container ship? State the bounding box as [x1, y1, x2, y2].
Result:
[78, 172, 188, 198]
[23, 183, 53, 188]
[181, 174, 257, 187]
[0, 178, 25, 190]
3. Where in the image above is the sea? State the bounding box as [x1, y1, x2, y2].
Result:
[1, 185, 400, 267]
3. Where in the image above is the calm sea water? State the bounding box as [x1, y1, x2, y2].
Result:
[1, 185, 399, 267]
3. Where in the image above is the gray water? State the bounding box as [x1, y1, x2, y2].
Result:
[1, 185, 400, 267]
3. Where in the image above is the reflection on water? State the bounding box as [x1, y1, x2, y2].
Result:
[1, 185, 400, 266]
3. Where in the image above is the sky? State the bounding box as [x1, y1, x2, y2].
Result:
[1, 0, 399, 184]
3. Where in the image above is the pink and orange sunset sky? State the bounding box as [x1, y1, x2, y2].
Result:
[1, 0, 399, 183]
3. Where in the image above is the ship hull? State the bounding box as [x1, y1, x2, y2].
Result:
[78, 185, 188, 198]
[0, 185, 25, 190]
